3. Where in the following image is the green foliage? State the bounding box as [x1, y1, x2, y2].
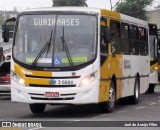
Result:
[115, 0, 154, 20]
[0, 17, 4, 25]
[52, 0, 87, 6]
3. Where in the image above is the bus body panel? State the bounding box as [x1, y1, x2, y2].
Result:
[11, 78, 99, 104]
[11, 61, 100, 104]
[99, 10, 123, 102]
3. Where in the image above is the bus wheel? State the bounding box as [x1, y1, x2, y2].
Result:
[130, 77, 140, 104]
[100, 81, 116, 113]
[29, 104, 46, 114]
[147, 84, 155, 94]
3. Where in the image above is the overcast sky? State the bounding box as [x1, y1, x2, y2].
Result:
[0, 0, 159, 11]
[0, 0, 121, 11]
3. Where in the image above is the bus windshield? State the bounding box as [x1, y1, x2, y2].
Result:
[13, 14, 97, 68]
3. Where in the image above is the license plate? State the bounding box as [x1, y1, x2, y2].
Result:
[45, 92, 59, 97]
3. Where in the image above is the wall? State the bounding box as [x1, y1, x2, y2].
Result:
[147, 8, 160, 29]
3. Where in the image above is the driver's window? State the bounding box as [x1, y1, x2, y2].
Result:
[101, 25, 108, 55]
[100, 17, 108, 65]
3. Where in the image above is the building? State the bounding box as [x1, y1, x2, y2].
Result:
[147, 8, 160, 38]
[0, 10, 18, 19]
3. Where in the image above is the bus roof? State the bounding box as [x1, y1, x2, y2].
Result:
[19, 7, 148, 27]
[19, 7, 100, 14]
[120, 14, 148, 27]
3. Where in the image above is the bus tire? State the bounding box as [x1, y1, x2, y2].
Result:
[29, 104, 46, 114]
[130, 76, 140, 104]
[147, 84, 155, 94]
[100, 81, 116, 113]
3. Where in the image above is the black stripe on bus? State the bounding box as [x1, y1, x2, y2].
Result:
[29, 84, 76, 87]
[25, 75, 81, 79]
[101, 74, 149, 81]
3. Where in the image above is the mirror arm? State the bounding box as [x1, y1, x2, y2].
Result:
[4, 17, 16, 25]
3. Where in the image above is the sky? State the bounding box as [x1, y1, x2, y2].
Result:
[0, 0, 119, 11]
[0, 0, 159, 11]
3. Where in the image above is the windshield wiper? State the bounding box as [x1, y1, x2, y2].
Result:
[30, 30, 53, 69]
[60, 26, 74, 67]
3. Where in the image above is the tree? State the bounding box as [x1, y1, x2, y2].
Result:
[13, 7, 17, 12]
[0, 17, 4, 25]
[52, 0, 87, 6]
[115, 0, 154, 20]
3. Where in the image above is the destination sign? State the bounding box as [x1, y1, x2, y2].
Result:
[34, 18, 79, 26]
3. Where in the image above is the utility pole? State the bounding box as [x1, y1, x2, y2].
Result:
[110, 0, 122, 11]
[110, 0, 113, 10]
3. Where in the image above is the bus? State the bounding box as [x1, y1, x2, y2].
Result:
[148, 23, 159, 93]
[2, 7, 150, 114]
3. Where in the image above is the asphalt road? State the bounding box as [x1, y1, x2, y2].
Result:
[0, 88, 160, 129]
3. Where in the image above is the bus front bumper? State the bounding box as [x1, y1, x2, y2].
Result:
[11, 79, 99, 104]
[149, 70, 159, 84]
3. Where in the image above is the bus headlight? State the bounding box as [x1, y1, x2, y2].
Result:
[80, 71, 98, 87]
[150, 66, 158, 73]
[11, 71, 26, 86]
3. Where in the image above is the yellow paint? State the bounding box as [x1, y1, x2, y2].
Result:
[14, 63, 52, 86]
[101, 9, 120, 19]
[150, 62, 159, 73]
[0, 129, 21, 130]
[99, 9, 122, 103]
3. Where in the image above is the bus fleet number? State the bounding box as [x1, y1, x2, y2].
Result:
[58, 80, 73, 85]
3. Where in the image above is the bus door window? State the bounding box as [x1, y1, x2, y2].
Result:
[121, 23, 130, 55]
[110, 20, 121, 54]
[100, 17, 108, 65]
[139, 27, 148, 56]
[130, 25, 139, 55]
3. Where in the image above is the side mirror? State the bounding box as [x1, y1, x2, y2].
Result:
[2, 25, 10, 43]
[2, 17, 16, 43]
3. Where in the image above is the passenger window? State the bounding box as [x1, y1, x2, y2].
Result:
[130, 25, 139, 55]
[110, 20, 121, 54]
[121, 23, 130, 55]
[139, 27, 148, 56]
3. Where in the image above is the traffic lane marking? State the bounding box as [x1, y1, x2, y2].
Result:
[90, 114, 108, 119]
[149, 102, 157, 106]
[116, 110, 129, 113]
[65, 120, 81, 124]
[135, 106, 145, 110]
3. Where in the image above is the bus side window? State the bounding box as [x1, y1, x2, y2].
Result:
[121, 23, 130, 55]
[139, 27, 148, 56]
[130, 25, 139, 55]
[110, 20, 121, 54]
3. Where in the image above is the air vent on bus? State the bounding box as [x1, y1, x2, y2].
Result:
[29, 84, 76, 87]
[25, 75, 81, 79]
[31, 97, 75, 101]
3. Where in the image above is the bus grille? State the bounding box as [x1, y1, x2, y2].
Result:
[29, 93, 76, 101]
[31, 97, 74, 101]
[29, 84, 76, 87]
[25, 75, 81, 79]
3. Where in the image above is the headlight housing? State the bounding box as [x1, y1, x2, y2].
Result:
[150, 66, 158, 73]
[80, 71, 98, 87]
[11, 71, 26, 86]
